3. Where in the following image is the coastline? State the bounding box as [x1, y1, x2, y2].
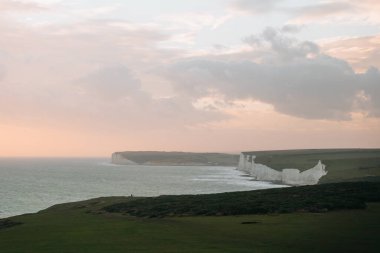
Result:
[0, 159, 286, 219]
[1, 182, 379, 252]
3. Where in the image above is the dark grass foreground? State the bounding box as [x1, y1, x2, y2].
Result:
[1, 182, 380, 253]
[104, 182, 380, 217]
[0, 219, 22, 230]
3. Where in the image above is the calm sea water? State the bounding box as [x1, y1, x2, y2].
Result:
[0, 158, 285, 218]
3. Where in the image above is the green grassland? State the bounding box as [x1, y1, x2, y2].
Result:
[1, 182, 380, 253]
[2, 150, 380, 252]
[104, 182, 380, 217]
[114, 149, 380, 183]
[246, 149, 380, 183]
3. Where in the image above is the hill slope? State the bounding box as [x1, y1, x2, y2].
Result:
[1, 182, 380, 253]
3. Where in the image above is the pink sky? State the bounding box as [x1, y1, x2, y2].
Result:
[0, 0, 379, 157]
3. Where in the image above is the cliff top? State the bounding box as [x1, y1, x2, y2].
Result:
[241, 149, 380, 183]
[113, 151, 239, 166]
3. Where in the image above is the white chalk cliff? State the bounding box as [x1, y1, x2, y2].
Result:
[237, 153, 327, 185]
[111, 152, 137, 165]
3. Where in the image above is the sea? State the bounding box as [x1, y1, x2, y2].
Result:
[0, 158, 286, 218]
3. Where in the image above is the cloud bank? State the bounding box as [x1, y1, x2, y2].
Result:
[165, 27, 380, 120]
[0, 0, 379, 155]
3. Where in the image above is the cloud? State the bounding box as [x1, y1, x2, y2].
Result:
[0, 0, 46, 12]
[0, 9, 202, 130]
[360, 67, 380, 117]
[321, 35, 380, 72]
[280, 24, 302, 33]
[164, 28, 380, 120]
[0, 65, 225, 133]
[292, 1, 352, 20]
[70, 65, 226, 131]
[230, 0, 352, 20]
[0, 63, 5, 80]
[244, 27, 319, 61]
[289, 0, 380, 24]
[230, 0, 380, 25]
[0, 16, 224, 132]
[153, 12, 234, 48]
[78, 65, 144, 101]
[231, 0, 283, 14]
[0, 7, 378, 139]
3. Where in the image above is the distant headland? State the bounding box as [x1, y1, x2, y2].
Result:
[111, 151, 239, 166]
[112, 149, 380, 186]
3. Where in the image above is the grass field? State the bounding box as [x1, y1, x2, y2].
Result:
[2, 151, 380, 252]
[245, 149, 380, 183]
[114, 149, 380, 183]
[1, 182, 380, 253]
[104, 182, 380, 217]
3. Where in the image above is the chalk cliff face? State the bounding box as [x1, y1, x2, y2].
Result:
[237, 153, 327, 185]
[111, 152, 137, 165]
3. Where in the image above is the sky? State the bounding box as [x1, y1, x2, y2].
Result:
[0, 0, 379, 157]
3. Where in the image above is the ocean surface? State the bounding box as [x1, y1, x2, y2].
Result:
[0, 158, 286, 218]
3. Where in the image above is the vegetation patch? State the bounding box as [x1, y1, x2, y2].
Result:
[103, 182, 380, 218]
[240, 221, 261, 224]
[1, 184, 380, 252]
[0, 219, 22, 230]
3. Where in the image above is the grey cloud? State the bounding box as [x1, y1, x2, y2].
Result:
[360, 67, 380, 117]
[0, 16, 223, 132]
[168, 57, 379, 120]
[0, 64, 225, 133]
[74, 65, 225, 128]
[165, 28, 380, 120]
[245, 27, 319, 61]
[358, 47, 380, 72]
[280, 24, 302, 33]
[78, 65, 144, 101]
[71, 67, 227, 132]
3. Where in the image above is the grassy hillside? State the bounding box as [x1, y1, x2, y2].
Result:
[113, 149, 380, 182]
[114, 151, 239, 166]
[1, 182, 380, 253]
[104, 182, 380, 217]
[243, 149, 380, 183]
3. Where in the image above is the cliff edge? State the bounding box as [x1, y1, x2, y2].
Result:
[237, 153, 327, 185]
[111, 152, 137, 165]
[111, 151, 239, 166]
